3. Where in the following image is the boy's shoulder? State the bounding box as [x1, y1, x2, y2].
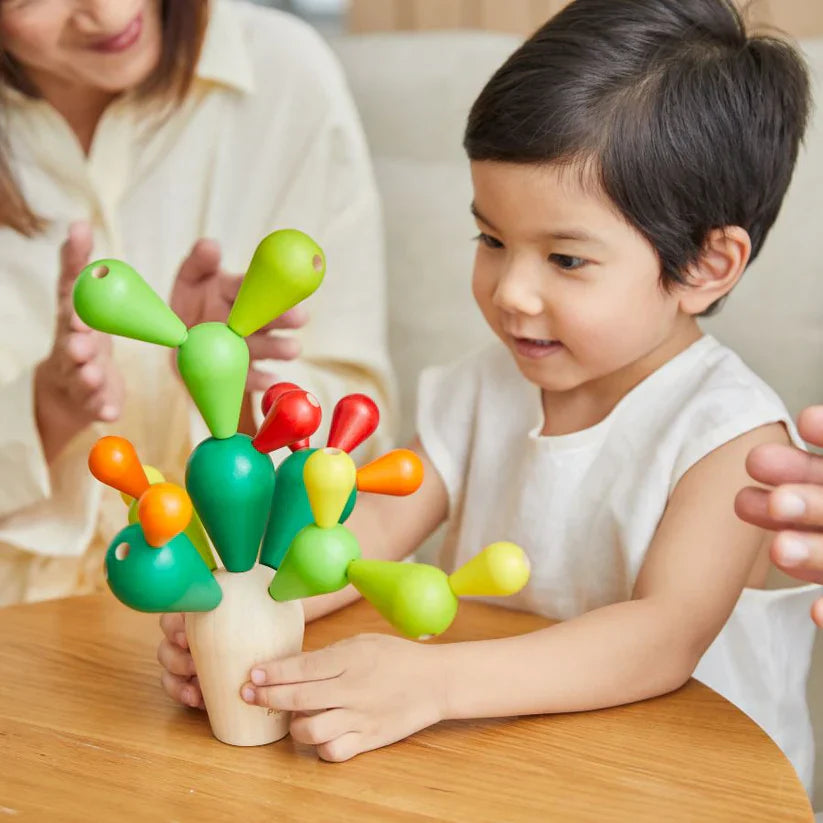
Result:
[628, 336, 802, 487]
[663, 335, 790, 422]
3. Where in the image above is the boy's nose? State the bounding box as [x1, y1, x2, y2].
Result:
[492, 266, 544, 316]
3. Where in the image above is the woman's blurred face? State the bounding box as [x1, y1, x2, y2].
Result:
[0, 0, 162, 95]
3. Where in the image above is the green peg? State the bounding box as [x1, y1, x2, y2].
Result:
[227, 230, 326, 338]
[185, 435, 275, 572]
[177, 322, 249, 440]
[73, 259, 187, 347]
[346, 560, 459, 640]
[259, 448, 356, 570]
[128, 497, 217, 571]
[104, 523, 221, 613]
[268, 524, 360, 601]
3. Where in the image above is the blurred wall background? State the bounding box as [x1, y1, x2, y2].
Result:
[347, 0, 823, 37]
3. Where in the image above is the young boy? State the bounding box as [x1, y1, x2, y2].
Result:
[159, 0, 818, 793]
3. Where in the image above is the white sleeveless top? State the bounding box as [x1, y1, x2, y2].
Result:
[417, 335, 819, 793]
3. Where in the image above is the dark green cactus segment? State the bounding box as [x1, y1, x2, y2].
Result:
[104, 524, 221, 613]
[186, 435, 275, 572]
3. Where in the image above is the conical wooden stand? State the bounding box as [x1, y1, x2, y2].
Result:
[186, 564, 304, 746]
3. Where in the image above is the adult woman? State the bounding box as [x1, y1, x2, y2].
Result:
[0, 0, 394, 605]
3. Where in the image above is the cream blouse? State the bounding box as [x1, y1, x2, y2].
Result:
[0, 0, 395, 605]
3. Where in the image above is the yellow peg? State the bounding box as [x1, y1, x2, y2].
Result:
[120, 464, 165, 505]
[303, 448, 357, 529]
[447, 542, 531, 597]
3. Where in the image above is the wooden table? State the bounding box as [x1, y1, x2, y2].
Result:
[0, 595, 813, 821]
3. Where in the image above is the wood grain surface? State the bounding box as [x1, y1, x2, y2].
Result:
[0, 595, 812, 821]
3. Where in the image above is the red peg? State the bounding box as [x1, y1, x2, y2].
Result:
[261, 381, 302, 418]
[253, 389, 322, 454]
[327, 394, 380, 453]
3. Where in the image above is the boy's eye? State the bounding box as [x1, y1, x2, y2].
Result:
[474, 232, 504, 250]
[550, 254, 587, 271]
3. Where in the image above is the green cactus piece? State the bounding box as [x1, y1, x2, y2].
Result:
[73, 259, 187, 347]
[177, 322, 249, 440]
[268, 523, 360, 601]
[185, 435, 275, 572]
[346, 559, 459, 639]
[104, 523, 221, 613]
[227, 230, 326, 338]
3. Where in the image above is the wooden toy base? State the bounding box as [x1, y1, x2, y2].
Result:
[186, 565, 305, 746]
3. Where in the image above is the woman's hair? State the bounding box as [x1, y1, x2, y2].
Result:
[464, 0, 812, 315]
[0, 0, 209, 236]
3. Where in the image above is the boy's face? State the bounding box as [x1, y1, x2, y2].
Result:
[470, 160, 694, 400]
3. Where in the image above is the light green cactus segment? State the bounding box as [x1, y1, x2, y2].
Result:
[128, 487, 216, 571]
[346, 560, 459, 640]
[185, 435, 275, 573]
[104, 523, 221, 613]
[268, 523, 360, 602]
[227, 229, 326, 338]
[73, 259, 187, 347]
[177, 323, 249, 440]
[185, 509, 218, 571]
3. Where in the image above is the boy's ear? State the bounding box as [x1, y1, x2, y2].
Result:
[678, 226, 752, 315]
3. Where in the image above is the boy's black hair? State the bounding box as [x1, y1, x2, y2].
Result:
[464, 0, 811, 315]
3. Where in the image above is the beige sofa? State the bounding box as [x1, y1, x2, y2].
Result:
[331, 30, 823, 806]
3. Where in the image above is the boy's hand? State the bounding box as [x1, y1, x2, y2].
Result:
[240, 634, 447, 761]
[170, 239, 308, 393]
[157, 613, 205, 709]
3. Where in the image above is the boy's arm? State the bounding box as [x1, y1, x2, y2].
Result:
[437, 422, 786, 720]
[302, 438, 449, 622]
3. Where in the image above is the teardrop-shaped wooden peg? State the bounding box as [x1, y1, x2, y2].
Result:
[73, 259, 187, 347]
[260, 382, 302, 417]
[326, 394, 379, 453]
[253, 389, 322, 454]
[356, 449, 424, 496]
[447, 542, 531, 598]
[303, 448, 356, 528]
[227, 230, 325, 338]
[138, 482, 194, 548]
[88, 436, 149, 500]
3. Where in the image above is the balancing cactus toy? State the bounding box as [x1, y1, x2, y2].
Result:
[75, 228, 531, 748]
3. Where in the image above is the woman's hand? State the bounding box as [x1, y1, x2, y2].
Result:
[239, 634, 447, 762]
[170, 239, 308, 393]
[736, 405, 823, 624]
[157, 612, 204, 709]
[34, 222, 125, 464]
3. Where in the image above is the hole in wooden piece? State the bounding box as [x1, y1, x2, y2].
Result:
[91, 265, 110, 279]
[312, 254, 323, 272]
[115, 542, 130, 561]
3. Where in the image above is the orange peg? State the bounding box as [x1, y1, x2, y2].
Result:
[356, 449, 424, 496]
[137, 482, 193, 548]
[88, 436, 150, 500]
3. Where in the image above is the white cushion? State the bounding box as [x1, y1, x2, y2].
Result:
[331, 32, 518, 442]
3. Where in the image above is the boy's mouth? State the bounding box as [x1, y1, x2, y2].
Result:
[511, 336, 564, 359]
